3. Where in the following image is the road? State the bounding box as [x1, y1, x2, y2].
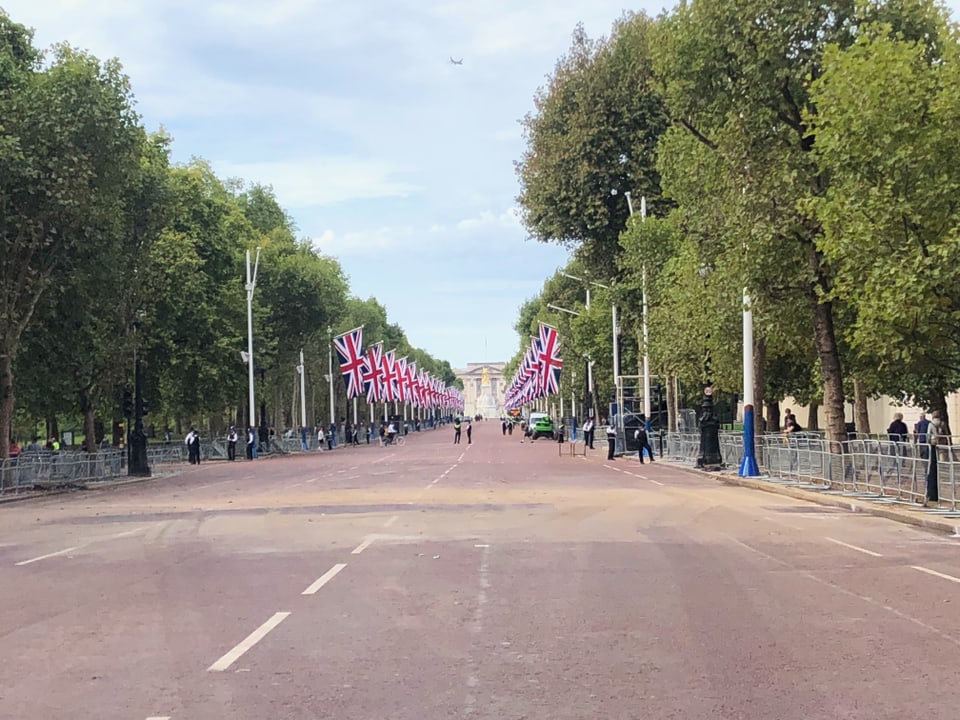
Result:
[3, 423, 960, 719]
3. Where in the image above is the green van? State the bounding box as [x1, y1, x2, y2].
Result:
[528, 412, 555, 440]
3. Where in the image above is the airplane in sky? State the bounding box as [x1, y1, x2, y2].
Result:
[450, 57, 463, 65]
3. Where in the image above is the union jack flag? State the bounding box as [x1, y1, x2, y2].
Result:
[361, 342, 383, 403]
[333, 327, 365, 399]
[537, 323, 562, 395]
[381, 350, 399, 402]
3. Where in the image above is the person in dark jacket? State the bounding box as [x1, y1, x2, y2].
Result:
[605, 419, 617, 460]
[634, 424, 655, 463]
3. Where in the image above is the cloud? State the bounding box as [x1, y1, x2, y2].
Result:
[455, 208, 522, 232]
[214, 157, 420, 207]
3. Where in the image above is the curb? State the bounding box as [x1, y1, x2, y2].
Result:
[676, 464, 960, 537]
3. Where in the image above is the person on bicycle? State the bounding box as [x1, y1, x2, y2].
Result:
[386, 421, 398, 446]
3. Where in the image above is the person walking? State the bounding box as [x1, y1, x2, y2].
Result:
[227, 426, 238, 461]
[466, 420, 472, 445]
[606, 419, 617, 460]
[246, 426, 256, 459]
[634, 424, 654, 463]
[316, 425, 325, 451]
[453, 417, 462, 444]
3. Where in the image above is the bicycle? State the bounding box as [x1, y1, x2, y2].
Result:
[380, 434, 405, 447]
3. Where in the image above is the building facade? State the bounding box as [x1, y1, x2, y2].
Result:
[454, 362, 506, 419]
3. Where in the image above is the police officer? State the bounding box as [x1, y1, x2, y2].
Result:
[606, 419, 617, 460]
[227, 426, 238, 461]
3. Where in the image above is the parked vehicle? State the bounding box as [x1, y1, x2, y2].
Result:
[528, 413, 555, 440]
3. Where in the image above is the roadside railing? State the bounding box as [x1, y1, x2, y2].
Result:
[0, 450, 125, 492]
[666, 430, 960, 509]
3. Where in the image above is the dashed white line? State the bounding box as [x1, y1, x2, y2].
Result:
[15, 545, 82, 566]
[911, 565, 960, 584]
[302, 563, 347, 595]
[15, 527, 146, 566]
[648, 479, 664, 486]
[383, 515, 399, 528]
[825, 537, 883, 557]
[146, 716, 171, 720]
[351, 537, 375, 555]
[208, 611, 291, 672]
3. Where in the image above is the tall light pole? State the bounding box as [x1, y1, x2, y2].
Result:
[624, 192, 651, 427]
[560, 272, 613, 418]
[245, 248, 261, 448]
[739, 292, 760, 476]
[327, 327, 335, 426]
[297, 348, 307, 431]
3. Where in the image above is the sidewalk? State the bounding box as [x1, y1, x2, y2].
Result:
[678, 463, 960, 537]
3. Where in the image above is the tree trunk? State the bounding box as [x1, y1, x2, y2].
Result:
[666, 374, 677, 433]
[79, 388, 97, 453]
[806, 400, 820, 431]
[754, 337, 766, 434]
[766, 400, 781, 432]
[808, 263, 846, 443]
[853, 379, 870, 436]
[0, 350, 13, 459]
[930, 392, 951, 438]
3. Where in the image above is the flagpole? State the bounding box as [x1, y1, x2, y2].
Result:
[299, 348, 307, 431]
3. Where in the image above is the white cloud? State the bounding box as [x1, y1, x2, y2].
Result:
[455, 208, 522, 232]
[215, 157, 420, 207]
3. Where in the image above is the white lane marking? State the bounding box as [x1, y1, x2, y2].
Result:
[16, 546, 83, 566]
[458, 453, 465, 462]
[825, 537, 883, 557]
[208, 611, 291, 672]
[15, 527, 146, 566]
[286, 482, 304, 489]
[474, 544, 489, 548]
[424, 483, 434, 491]
[648, 479, 664, 486]
[351, 537, 375, 555]
[146, 716, 171, 719]
[431, 478, 440, 485]
[383, 515, 399, 528]
[302, 563, 347, 595]
[912, 565, 960, 584]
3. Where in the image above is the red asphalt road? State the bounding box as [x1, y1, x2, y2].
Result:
[3, 423, 960, 718]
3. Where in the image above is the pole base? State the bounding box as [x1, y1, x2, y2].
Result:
[738, 455, 760, 477]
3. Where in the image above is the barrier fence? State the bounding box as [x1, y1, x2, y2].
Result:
[664, 431, 960, 509]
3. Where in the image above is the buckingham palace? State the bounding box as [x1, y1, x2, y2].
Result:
[453, 362, 506, 419]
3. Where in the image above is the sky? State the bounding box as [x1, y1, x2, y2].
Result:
[6, 1, 960, 371]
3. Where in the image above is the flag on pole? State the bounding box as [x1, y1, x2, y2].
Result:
[333, 327, 365, 399]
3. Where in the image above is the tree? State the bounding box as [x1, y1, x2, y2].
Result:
[808, 15, 960, 430]
[516, 13, 670, 280]
[0, 28, 144, 457]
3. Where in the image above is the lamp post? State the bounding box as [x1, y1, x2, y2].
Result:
[738, 291, 760, 476]
[696, 265, 723, 469]
[129, 313, 150, 477]
[559, 272, 614, 420]
[327, 326, 335, 426]
[245, 248, 261, 446]
[624, 192, 651, 429]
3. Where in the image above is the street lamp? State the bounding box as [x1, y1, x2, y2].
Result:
[624, 192, 651, 430]
[558, 273, 618, 420]
[327, 326, 335, 426]
[696, 264, 723, 469]
[245, 247, 262, 453]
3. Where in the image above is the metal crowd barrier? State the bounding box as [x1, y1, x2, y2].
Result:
[665, 430, 960, 509]
[0, 450, 125, 492]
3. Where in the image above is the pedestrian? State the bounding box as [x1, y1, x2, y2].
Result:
[605, 419, 617, 460]
[352, 423, 360, 446]
[317, 425, 325, 451]
[887, 412, 908, 458]
[246, 426, 256, 459]
[914, 412, 931, 460]
[300, 425, 308, 451]
[327, 423, 335, 451]
[453, 417, 462, 444]
[227, 426, 238, 461]
[634, 424, 654, 463]
[583, 418, 595, 449]
[925, 413, 944, 505]
[185, 428, 199, 464]
[466, 419, 472, 444]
